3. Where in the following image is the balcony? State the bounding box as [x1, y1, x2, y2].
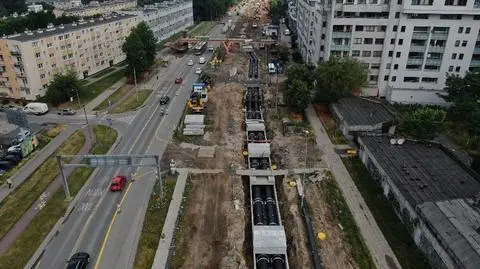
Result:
[431, 32, 448, 40]
[471, 60, 480, 67]
[332, 31, 352, 38]
[409, 45, 426, 52]
[474, 47, 480, 54]
[412, 32, 429, 40]
[425, 58, 442, 66]
[428, 46, 445, 53]
[331, 44, 351, 51]
[407, 58, 424, 65]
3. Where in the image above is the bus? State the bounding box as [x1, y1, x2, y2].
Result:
[193, 41, 207, 55]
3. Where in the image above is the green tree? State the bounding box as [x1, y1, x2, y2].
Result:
[0, 10, 77, 36]
[44, 70, 81, 106]
[269, 0, 284, 25]
[122, 22, 157, 78]
[284, 79, 311, 111]
[0, 0, 26, 16]
[400, 107, 446, 140]
[277, 44, 289, 63]
[314, 57, 368, 103]
[442, 72, 480, 120]
[285, 63, 313, 88]
[192, 0, 232, 21]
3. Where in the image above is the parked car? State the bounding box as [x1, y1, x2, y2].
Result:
[110, 176, 127, 192]
[159, 96, 170, 105]
[7, 145, 21, 153]
[57, 108, 76, 115]
[195, 68, 202, 74]
[175, 77, 183, 84]
[23, 102, 48, 115]
[66, 252, 90, 269]
[208, 46, 214, 52]
[187, 59, 194, 66]
[159, 107, 166, 115]
[198, 57, 206, 64]
[2, 154, 21, 165]
[0, 161, 13, 171]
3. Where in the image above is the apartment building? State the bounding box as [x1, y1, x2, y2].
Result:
[120, 1, 193, 42]
[0, 14, 138, 100]
[54, 0, 137, 17]
[293, 0, 480, 105]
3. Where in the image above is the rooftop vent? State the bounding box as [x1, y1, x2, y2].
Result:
[390, 138, 397, 145]
[72, 22, 77, 26]
[398, 138, 405, 145]
[47, 23, 54, 29]
[59, 24, 64, 29]
[37, 30, 44, 33]
[89, 19, 94, 22]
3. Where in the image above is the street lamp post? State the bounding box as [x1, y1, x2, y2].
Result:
[301, 129, 309, 208]
[75, 89, 94, 144]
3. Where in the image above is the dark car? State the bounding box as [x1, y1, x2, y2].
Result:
[174, 77, 183, 84]
[66, 252, 90, 269]
[0, 161, 13, 171]
[57, 108, 76, 115]
[2, 155, 21, 165]
[159, 96, 170, 105]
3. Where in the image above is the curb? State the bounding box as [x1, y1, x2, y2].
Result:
[25, 128, 123, 269]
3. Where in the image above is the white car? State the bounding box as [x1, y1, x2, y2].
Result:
[8, 145, 21, 152]
[195, 68, 202, 74]
[187, 59, 194, 66]
[208, 46, 214, 52]
[199, 57, 206, 64]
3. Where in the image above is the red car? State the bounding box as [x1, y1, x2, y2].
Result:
[110, 176, 127, 192]
[174, 77, 183, 84]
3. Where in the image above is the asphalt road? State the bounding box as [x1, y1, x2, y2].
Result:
[36, 18, 238, 269]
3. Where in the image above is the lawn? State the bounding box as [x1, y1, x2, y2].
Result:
[0, 131, 85, 241]
[0, 125, 66, 186]
[111, 89, 152, 114]
[0, 125, 118, 269]
[68, 68, 125, 109]
[188, 21, 217, 36]
[134, 176, 177, 269]
[321, 171, 376, 269]
[341, 157, 431, 269]
[93, 85, 130, 111]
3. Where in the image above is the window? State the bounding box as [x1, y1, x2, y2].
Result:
[322, 21, 327, 27]
[371, 63, 380, 69]
[398, 0, 402, 3]
[59, 36, 63, 40]
[455, 66, 460, 72]
[404, 77, 420, 82]
[466, 27, 471, 34]
[60, 45, 65, 50]
[475, 15, 480, 20]
[406, 64, 421, 70]
[373, 51, 382, 57]
[395, 12, 400, 18]
[375, 38, 384, 45]
[378, 26, 387, 32]
[352, 50, 360, 57]
[455, 40, 460, 47]
[364, 38, 373, 44]
[386, 63, 391, 69]
[40, 74, 45, 79]
[399, 39, 403, 45]
[421, 77, 438, 83]
[37, 63, 43, 68]
[394, 64, 399, 69]
[459, 53, 464, 59]
[458, 27, 464, 33]
[355, 25, 363, 31]
[354, 38, 362, 44]
[392, 76, 397, 81]
[393, 25, 398, 31]
[49, 53, 54, 57]
[384, 75, 389, 81]
[369, 75, 379, 81]
[35, 52, 41, 58]
[396, 52, 401, 58]
[440, 14, 462, 20]
[362, 51, 372, 57]
[391, 38, 395, 45]
[462, 40, 467, 47]
[452, 53, 457, 59]
[32, 41, 38, 47]
[365, 26, 375, 32]
[388, 51, 393, 57]
[401, 26, 406, 32]
[448, 66, 454, 72]
[321, 34, 326, 39]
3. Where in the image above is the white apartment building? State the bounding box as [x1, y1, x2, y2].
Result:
[54, 0, 137, 17]
[0, 14, 138, 100]
[294, 0, 480, 105]
[120, 1, 193, 42]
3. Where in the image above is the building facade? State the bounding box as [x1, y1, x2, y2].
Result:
[120, 1, 193, 42]
[54, 0, 137, 17]
[293, 0, 480, 105]
[27, 4, 44, 13]
[0, 14, 138, 100]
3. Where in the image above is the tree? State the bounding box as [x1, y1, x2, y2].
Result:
[285, 63, 313, 88]
[400, 107, 446, 140]
[122, 22, 157, 78]
[0, 10, 77, 36]
[44, 70, 81, 106]
[314, 57, 368, 103]
[269, 0, 284, 25]
[442, 72, 480, 120]
[277, 44, 289, 63]
[0, 0, 26, 16]
[192, 0, 232, 21]
[284, 79, 311, 111]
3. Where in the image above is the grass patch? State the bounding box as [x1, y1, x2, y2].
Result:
[0, 125, 66, 186]
[188, 21, 217, 36]
[91, 67, 115, 78]
[171, 178, 193, 268]
[314, 104, 347, 144]
[134, 176, 177, 269]
[94, 86, 130, 111]
[0, 125, 117, 269]
[321, 171, 376, 269]
[342, 157, 431, 269]
[111, 89, 152, 114]
[0, 131, 85, 241]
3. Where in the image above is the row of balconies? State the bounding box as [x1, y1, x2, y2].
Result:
[409, 45, 446, 53]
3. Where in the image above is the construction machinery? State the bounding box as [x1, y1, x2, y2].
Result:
[188, 83, 209, 113]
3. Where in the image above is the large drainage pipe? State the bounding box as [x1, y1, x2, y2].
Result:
[256, 255, 269, 269]
[265, 186, 278, 225]
[272, 255, 286, 269]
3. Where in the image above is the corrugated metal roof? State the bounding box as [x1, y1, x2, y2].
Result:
[333, 97, 395, 126]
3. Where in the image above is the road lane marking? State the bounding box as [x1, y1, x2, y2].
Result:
[94, 181, 133, 269]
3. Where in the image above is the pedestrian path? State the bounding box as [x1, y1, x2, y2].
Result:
[84, 78, 126, 113]
[0, 125, 78, 203]
[305, 105, 402, 269]
[0, 128, 92, 255]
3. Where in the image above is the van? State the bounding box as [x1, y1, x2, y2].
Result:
[268, 63, 276, 74]
[23, 102, 48, 115]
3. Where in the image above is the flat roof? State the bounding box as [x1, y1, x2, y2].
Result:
[333, 97, 395, 126]
[359, 136, 480, 206]
[5, 14, 136, 42]
[418, 199, 480, 269]
[253, 225, 287, 254]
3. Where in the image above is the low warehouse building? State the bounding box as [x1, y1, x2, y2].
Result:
[358, 136, 480, 269]
[331, 97, 396, 140]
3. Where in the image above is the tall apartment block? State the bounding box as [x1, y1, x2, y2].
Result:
[293, 0, 480, 105]
[0, 14, 138, 100]
[53, 0, 137, 17]
[121, 0, 193, 42]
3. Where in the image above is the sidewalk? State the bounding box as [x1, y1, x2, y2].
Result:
[0, 125, 78, 203]
[84, 78, 127, 113]
[0, 128, 92, 255]
[305, 105, 403, 269]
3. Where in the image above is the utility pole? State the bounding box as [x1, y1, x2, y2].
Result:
[133, 67, 139, 102]
[75, 89, 94, 144]
[57, 156, 71, 201]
